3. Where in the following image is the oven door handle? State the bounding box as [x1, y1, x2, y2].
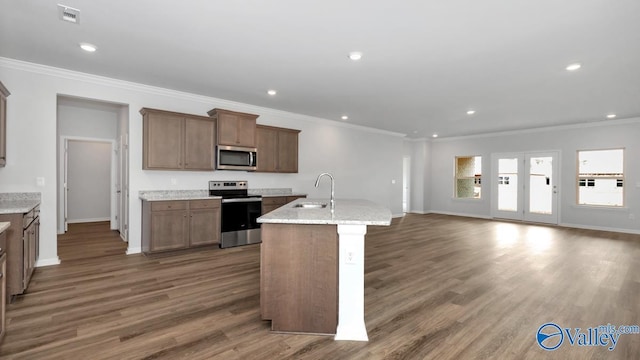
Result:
[222, 198, 262, 203]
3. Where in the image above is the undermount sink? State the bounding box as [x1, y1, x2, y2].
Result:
[294, 202, 328, 209]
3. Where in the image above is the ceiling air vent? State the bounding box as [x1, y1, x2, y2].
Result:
[58, 4, 80, 24]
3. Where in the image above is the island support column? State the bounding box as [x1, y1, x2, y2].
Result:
[335, 224, 368, 341]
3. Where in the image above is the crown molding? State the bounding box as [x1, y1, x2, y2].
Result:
[0, 57, 406, 138]
[432, 117, 640, 142]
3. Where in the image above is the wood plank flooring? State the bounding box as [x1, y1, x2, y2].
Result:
[1, 214, 639, 359]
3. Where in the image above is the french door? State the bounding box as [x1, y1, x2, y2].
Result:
[491, 151, 559, 224]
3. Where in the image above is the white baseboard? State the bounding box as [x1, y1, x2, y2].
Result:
[429, 210, 492, 220]
[406, 210, 431, 215]
[559, 222, 640, 235]
[36, 257, 61, 267]
[126, 246, 142, 255]
[67, 217, 110, 224]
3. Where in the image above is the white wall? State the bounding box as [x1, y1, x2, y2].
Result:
[0, 58, 405, 263]
[66, 140, 112, 223]
[429, 120, 640, 233]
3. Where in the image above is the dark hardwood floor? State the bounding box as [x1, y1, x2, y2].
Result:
[0, 215, 638, 359]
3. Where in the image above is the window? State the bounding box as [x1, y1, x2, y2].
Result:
[577, 149, 624, 206]
[455, 156, 482, 199]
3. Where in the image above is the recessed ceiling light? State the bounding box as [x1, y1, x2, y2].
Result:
[79, 43, 97, 52]
[348, 52, 363, 61]
[467, 110, 476, 115]
[341, 115, 349, 120]
[267, 89, 277, 96]
[432, 134, 438, 138]
[566, 63, 581, 71]
[413, 131, 418, 134]
[606, 114, 616, 119]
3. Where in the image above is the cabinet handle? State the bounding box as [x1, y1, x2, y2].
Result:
[0, 273, 3, 279]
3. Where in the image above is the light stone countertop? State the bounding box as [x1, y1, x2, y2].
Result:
[139, 188, 305, 201]
[139, 190, 221, 201]
[248, 188, 306, 198]
[0, 221, 10, 233]
[0, 192, 41, 214]
[257, 198, 392, 226]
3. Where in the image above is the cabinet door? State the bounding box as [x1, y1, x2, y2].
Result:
[217, 113, 240, 146]
[184, 117, 215, 170]
[277, 130, 299, 173]
[144, 112, 184, 169]
[23, 222, 36, 290]
[150, 210, 189, 251]
[0, 90, 6, 167]
[236, 116, 256, 147]
[0, 253, 6, 342]
[189, 208, 221, 246]
[256, 126, 278, 172]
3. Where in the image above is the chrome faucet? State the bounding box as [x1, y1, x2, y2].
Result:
[314, 172, 335, 212]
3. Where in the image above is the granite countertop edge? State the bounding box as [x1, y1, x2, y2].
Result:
[0, 200, 41, 215]
[257, 198, 392, 226]
[139, 188, 305, 201]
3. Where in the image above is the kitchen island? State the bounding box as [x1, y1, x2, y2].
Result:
[257, 198, 391, 341]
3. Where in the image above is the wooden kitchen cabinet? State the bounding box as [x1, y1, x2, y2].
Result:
[142, 199, 222, 253]
[1, 229, 6, 342]
[256, 125, 300, 173]
[0, 81, 9, 167]
[262, 195, 306, 215]
[0, 252, 6, 342]
[208, 108, 259, 147]
[188, 200, 221, 246]
[141, 108, 216, 170]
[0, 205, 40, 300]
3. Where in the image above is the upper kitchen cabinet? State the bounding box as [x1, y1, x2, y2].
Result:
[0, 81, 9, 167]
[256, 125, 300, 173]
[141, 108, 215, 171]
[208, 108, 258, 147]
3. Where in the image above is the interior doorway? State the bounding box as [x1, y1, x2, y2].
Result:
[56, 96, 129, 260]
[491, 151, 560, 224]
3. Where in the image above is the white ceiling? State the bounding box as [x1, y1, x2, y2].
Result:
[1, 0, 639, 138]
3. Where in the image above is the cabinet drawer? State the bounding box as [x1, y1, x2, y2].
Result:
[151, 201, 188, 211]
[190, 199, 221, 210]
[262, 197, 287, 206]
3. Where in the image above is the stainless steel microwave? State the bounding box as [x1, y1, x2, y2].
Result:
[217, 145, 257, 171]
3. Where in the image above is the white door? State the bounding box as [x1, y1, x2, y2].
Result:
[63, 139, 69, 232]
[491, 151, 559, 224]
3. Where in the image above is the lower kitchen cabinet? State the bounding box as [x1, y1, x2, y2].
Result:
[0, 251, 6, 342]
[189, 200, 221, 246]
[0, 205, 40, 301]
[142, 199, 221, 253]
[1, 228, 6, 342]
[262, 195, 306, 215]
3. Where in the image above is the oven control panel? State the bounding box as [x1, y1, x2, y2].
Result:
[209, 180, 248, 190]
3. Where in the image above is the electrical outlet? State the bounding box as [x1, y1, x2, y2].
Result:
[346, 250, 356, 265]
[170, 178, 177, 185]
[36, 177, 45, 187]
[629, 213, 635, 220]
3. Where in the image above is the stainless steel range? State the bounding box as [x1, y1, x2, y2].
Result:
[209, 181, 262, 248]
